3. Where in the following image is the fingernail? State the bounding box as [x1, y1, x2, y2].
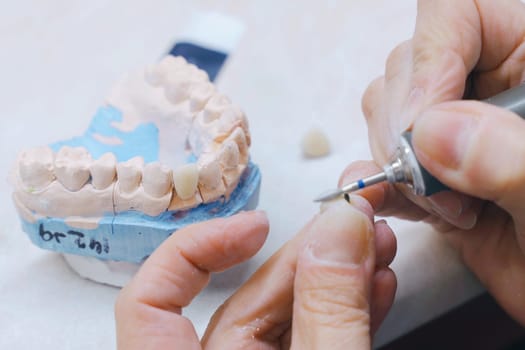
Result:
[310, 200, 372, 265]
[428, 193, 463, 220]
[456, 211, 478, 230]
[429, 194, 479, 229]
[413, 107, 478, 169]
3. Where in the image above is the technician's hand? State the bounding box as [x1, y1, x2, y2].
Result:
[354, 0, 525, 325]
[202, 197, 396, 349]
[115, 211, 270, 349]
[115, 198, 397, 349]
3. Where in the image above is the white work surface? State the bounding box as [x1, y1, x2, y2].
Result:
[0, 1, 483, 348]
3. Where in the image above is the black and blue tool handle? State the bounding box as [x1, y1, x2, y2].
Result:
[403, 83, 525, 196]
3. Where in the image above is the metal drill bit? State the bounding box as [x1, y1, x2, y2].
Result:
[313, 171, 388, 202]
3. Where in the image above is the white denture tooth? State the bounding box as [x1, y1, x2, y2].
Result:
[202, 94, 231, 123]
[198, 158, 222, 189]
[90, 153, 116, 189]
[218, 140, 240, 169]
[144, 64, 165, 87]
[18, 146, 55, 190]
[143, 162, 172, 197]
[117, 157, 144, 193]
[189, 82, 216, 112]
[172, 163, 199, 200]
[54, 146, 92, 191]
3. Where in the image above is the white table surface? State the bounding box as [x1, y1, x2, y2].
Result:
[0, 1, 483, 348]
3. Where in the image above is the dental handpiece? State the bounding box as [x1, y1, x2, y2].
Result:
[314, 84, 525, 202]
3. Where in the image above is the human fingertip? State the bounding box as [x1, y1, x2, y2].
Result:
[370, 267, 397, 334]
[311, 201, 373, 266]
[319, 194, 374, 223]
[362, 75, 385, 120]
[236, 209, 267, 219]
[347, 194, 374, 220]
[374, 220, 397, 267]
[235, 210, 269, 227]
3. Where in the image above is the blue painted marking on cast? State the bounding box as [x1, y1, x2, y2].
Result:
[50, 106, 160, 163]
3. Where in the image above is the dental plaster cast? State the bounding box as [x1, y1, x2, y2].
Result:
[11, 56, 261, 286]
[301, 126, 331, 158]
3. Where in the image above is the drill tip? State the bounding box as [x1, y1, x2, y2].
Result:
[313, 171, 389, 203]
[313, 188, 344, 202]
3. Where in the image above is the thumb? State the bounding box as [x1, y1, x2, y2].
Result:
[291, 198, 375, 350]
[412, 100, 525, 221]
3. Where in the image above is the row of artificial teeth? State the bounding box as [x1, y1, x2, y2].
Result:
[17, 127, 248, 203]
[143, 55, 251, 143]
[14, 56, 253, 218]
[108, 55, 251, 157]
[143, 55, 216, 112]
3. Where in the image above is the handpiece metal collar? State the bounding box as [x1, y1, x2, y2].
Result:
[383, 134, 426, 195]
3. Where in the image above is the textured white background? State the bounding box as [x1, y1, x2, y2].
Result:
[0, 1, 483, 348]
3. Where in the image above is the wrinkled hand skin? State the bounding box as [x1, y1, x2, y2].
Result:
[115, 199, 397, 350]
[202, 197, 396, 350]
[354, 0, 525, 327]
